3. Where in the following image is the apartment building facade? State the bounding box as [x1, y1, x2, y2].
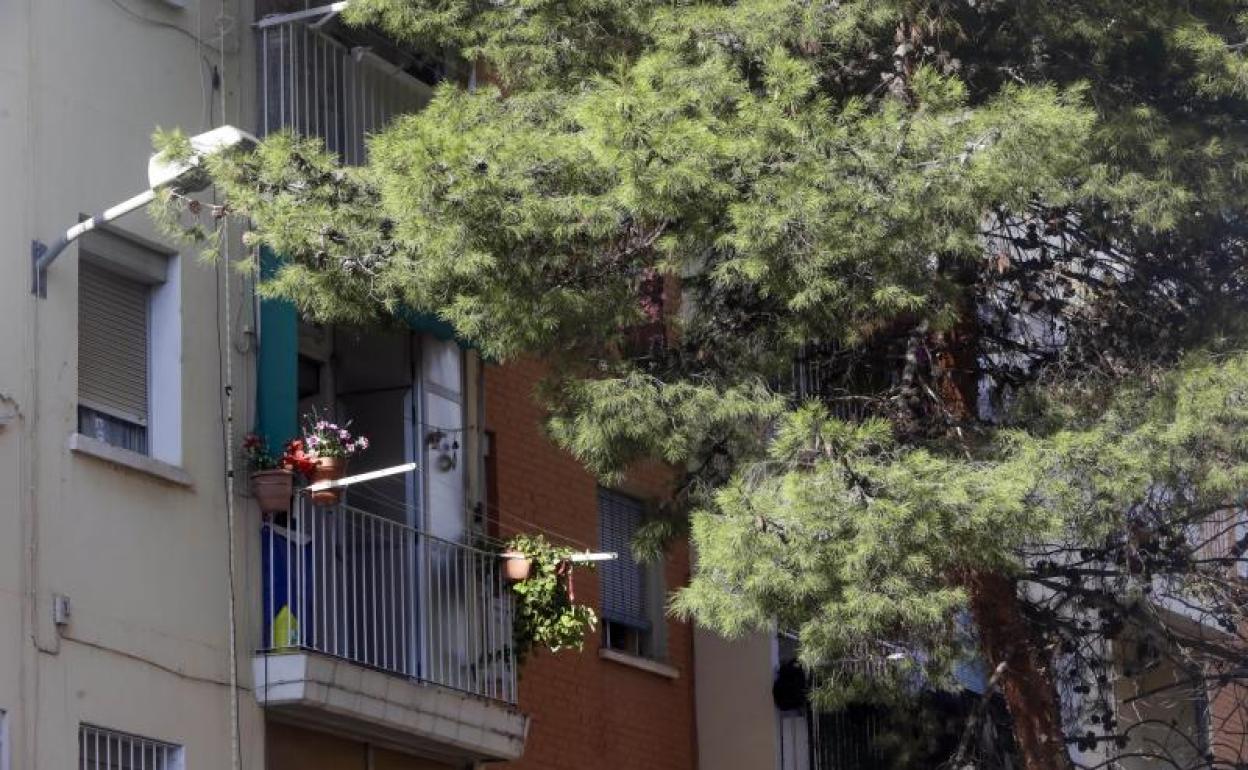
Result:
[0, 1, 697, 768]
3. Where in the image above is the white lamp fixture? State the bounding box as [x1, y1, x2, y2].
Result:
[31, 125, 257, 297]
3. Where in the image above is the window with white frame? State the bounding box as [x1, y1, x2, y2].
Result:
[79, 724, 183, 770]
[598, 488, 664, 659]
[76, 230, 181, 463]
[78, 260, 150, 452]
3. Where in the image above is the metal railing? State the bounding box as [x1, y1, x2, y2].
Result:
[261, 495, 517, 703]
[809, 707, 887, 770]
[258, 16, 431, 164]
[79, 725, 183, 770]
[789, 342, 883, 423]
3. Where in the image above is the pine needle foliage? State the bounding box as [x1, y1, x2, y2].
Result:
[171, 0, 1248, 759]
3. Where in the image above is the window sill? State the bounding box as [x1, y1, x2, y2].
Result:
[599, 648, 680, 680]
[69, 433, 192, 488]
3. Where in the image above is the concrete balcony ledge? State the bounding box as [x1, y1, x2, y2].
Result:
[252, 652, 528, 763]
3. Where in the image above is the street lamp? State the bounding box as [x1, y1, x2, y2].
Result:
[30, 124, 257, 297]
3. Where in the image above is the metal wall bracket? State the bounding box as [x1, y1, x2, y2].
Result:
[31, 240, 48, 297]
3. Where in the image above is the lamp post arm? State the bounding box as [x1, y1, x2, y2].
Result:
[31, 187, 157, 297]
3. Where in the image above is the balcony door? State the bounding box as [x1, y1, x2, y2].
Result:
[331, 328, 421, 676]
[334, 328, 422, 527]
[332, 329, 469, 685]
[333, 329, 466, 541]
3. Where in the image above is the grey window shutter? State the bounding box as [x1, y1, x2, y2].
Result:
[598, 488, 649, 629]
[78, 260, 149, 426]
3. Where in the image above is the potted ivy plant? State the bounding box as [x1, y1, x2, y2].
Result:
[501, 550, 533, 582]
[243, 433, 295, 515]
[300, 415, 369, 506]
[505, 534, 598, 665]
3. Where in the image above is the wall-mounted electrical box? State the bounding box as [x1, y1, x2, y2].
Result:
[52, 594, 71, 627]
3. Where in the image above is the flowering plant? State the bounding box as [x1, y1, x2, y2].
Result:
[280, 438, 318, 477]
[241, 433, 318, 476]
[301, 415, 369, 460]
[242, 433, 283, 472]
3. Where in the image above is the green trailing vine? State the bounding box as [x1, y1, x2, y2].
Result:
[506, 534, 597, 664]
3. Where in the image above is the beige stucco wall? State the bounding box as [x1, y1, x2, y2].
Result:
[0, 1, 266, 767]
[267, 722, 457, 770]
[694, 629, 778, 770]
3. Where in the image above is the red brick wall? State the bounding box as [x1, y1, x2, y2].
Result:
[1209, 673, 1248, 762]
[485, 358, 698, 770]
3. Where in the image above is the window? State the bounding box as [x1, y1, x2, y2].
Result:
[598, 488, 663, 658]
[78, 261, 150, 453]
[76, 230, 181, 463]
[79, 725, 183, 770]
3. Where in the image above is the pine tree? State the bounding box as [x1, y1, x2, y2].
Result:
[169, 1, 1248, 767]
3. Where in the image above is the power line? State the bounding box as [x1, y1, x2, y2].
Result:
[105, 0, 226, 51]
[332, 476, 596, 551]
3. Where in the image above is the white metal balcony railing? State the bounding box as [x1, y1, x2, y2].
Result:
[261, 494, 518, 704]
[258, 11, 431, 164]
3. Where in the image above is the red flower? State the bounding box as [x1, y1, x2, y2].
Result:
[280, 439, 317, 477]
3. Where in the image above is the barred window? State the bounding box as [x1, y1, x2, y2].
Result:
[79, 725, 182, 770]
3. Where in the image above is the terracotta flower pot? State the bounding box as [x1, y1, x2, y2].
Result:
[251, 469, 294, 514]
[310, 456, 347, 506]
[502, 552, 533, 582]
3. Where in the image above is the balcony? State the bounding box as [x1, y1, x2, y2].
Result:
[789, 341, 891, 423]
[249, 9, 523, 759]
[257, 4, 446, 163]
[253, 494, 526, 762]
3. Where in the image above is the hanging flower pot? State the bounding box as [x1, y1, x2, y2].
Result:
[251, 468, 294, 514]
[309, 456, 347, 506]
[298, 413, 369, 507]
[501, 551, 533, 582]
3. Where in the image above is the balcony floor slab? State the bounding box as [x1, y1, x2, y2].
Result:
[252, 652, 528, 763]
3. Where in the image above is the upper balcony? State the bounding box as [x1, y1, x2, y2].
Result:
[256, 2, 461, 164]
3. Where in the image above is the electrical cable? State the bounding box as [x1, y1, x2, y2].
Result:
[105, 0, 226, 52]
[213, 2, 244, 768]
[107, 0, 221, 130]
[336, 479, 594, 551]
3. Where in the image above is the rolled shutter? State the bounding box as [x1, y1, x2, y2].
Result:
[78, 260, 149, 425]
[598, 488, 648, 629]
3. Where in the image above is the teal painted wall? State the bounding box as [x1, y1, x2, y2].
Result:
[254, 250, 477, 450]
[256, 248, 297, 448]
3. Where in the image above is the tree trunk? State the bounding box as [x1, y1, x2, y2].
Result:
[967, 570, 1072, 770]
[928, 313, 1072, 770]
